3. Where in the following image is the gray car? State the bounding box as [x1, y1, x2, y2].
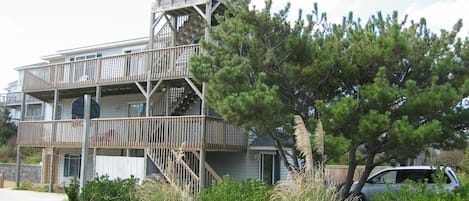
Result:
[350, 166, 460, 201]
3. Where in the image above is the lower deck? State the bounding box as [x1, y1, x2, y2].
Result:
[17, 115, 246, 151]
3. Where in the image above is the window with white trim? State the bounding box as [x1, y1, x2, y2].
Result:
[259, 153, 280, 185]
[63, 154, 81, 177]
[128, 102, 146, 117]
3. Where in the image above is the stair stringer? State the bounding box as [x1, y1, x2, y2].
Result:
[147, 147, 200, 193]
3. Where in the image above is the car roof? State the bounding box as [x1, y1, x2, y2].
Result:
[370, 166, 454, 178]
[382, 166, 437, 170]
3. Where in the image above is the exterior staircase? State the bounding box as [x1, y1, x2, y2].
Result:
[176, 14, 205, 46]
[144, 10, 217, 193]
[146, 13, 204, 49]
[146, 85, 220, 192]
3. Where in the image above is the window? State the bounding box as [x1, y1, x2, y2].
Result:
[396, 170, 451, 184]
[68, 53, 101, 82]
[63, 154, 81, 177]
[128, 103, 146, 117]
[55, 104, 63, 120]
[370, 170, 397, 184]
[26, 104, 42, 117]
[259, 153, 280, 185]
[123, 48, 143, 76]
[369, 169, 451, 184]
[69, 53, 102, 61]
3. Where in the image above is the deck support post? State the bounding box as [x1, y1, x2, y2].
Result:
[47, 89, 59, 192]
[79, 94, 91, 193]
[16, 92, 26, 188]
[93, 86, 101, 178]
[199, 82, 207, 189]
[149, 12, 156, 50]
[48, 147, 55, 192]
[52, 90, 59, 120]
[15, 146, 21, 188]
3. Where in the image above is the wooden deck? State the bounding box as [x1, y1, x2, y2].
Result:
[22, 44, 200, 93]
[17, 115, 247, 151]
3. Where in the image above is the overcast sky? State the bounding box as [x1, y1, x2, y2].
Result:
[1, 0, 468, 92]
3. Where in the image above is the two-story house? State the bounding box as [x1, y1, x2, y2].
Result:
[15, 0, 290, 192]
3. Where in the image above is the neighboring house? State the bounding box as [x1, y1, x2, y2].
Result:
[1, 79, 45, 124]
[15, 0, 290, 192]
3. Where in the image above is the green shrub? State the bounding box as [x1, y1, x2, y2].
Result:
[372, 180, 459, 201]
[136, 175, 189, 201]
[15, 181, 33, 190]
[198, 176, 271, 201]
[22, 147, 42, 164]
[0, 145, 15, 163]
[31, 184, 49, 192]
[64, 177, 79, 201]
[80, 175, 138, 201]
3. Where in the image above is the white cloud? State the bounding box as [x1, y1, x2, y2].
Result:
[405, 0, 469, 34]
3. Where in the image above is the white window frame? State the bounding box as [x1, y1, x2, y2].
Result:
[259, 152, 276, 185]
[63, 154, 81, 178]
[128, 101, 146, 117]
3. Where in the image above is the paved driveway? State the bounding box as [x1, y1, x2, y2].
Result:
[0, 188, 67, 201]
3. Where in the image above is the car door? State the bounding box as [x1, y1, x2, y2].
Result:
[362, 170, 398, 199]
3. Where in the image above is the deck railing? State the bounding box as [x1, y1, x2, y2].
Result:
[0, 92, 42, 105]
[152, 0, 208, 12]
[22, 44, 200, 92]
[17, 115, 247, 150]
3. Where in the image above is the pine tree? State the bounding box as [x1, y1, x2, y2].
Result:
[0, 106, 17, 145]
[190, 1, 468, 199]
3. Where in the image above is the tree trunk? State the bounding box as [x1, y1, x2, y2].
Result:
[352, 152, 380, 197]
[270, 133, 298, 175]
[351, 164, 375, 197]
[340, 146, 358, 200]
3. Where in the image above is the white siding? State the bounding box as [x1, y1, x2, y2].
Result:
[63, 44, 146, 62]
[95, 155, 144, 184]
[207, 149, 291, 182]
[57, 149, 94, 187]
[206, 151, 259, 181]
[54, 92, 165, 119]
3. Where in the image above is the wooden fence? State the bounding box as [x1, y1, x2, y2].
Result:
[325, 165, 388, 186]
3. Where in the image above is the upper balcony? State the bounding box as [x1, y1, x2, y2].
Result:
[22, 44, 200, 97]
[17, 115, 247, 151]
[152, 0, 208, 13]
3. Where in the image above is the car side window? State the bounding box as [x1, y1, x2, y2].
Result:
[396, 170, 430, 183]
[395, 169, 451, 184]
[370, 170, 397, 184]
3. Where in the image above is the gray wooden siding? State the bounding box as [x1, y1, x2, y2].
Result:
[206, 149, 291, 182]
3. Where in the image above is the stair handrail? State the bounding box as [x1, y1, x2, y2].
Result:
[191, 150, 222, 182]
